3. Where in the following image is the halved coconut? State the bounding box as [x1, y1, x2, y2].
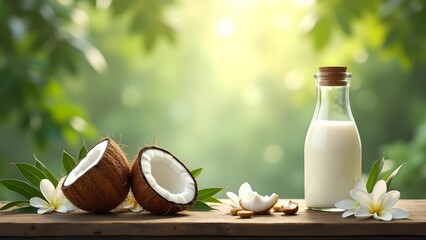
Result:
[62, 138, 130, 213]
[131, 146, 197, 214]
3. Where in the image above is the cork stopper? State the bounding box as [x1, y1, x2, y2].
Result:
[316, 66, 351, 86]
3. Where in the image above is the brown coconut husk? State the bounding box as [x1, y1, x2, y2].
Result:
[62, 138, 130, 213]
[131, 146, 197, 215]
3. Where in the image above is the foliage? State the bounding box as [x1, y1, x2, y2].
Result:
[0, 143, 223, 212]
[0, 144, 86, 212]
[0, 0, 176, 149]
[383, 123, 426, 198]
[190, 167, 225, 211]
[366, 154, 404, 193]
[308, 0, 426, 69]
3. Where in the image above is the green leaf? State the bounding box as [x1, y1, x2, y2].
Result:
[62, 151, 77, 175]
[13, 163, 48, 187]
[335, 11, 352, 35]
[191, 167, 205, 178]
[190, 201, 216, 211]
[202, 196, 222, 204]
[366, 153, 385, 193]
[0, 179, 44, 200]
[34, 155, 58, 186]
[197, 187, 225, 201]
[78, 144, 88, 161]
[383, 163, 405, 189]
[309, 16, 332, 50]
[12, 206, 38, 213]
[0, 201, 29, 211]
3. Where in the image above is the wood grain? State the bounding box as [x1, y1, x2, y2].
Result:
[0, 200, 425, 238]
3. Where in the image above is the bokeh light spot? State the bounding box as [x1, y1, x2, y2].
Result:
[121, 86, 141, 107]
[264, 144, 284, 164]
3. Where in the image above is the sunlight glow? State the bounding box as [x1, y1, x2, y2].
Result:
[274, 13, 291, 30]
[96, 0, 112, 10]
[215, 18, 236, 38]
[284, 71, 305, 91]
[292, 0, 317, 8]
[242, 85, 263, 107]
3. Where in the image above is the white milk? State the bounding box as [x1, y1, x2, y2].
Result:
[304, 120, 361, 209]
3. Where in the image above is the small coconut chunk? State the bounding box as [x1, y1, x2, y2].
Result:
[238, 210, 254, 218]
[282, 200, 299, 215]
[230, 207, 243, 216]
[240, 191, 279, 214]
[273, 205, 283, 212]
[238, 182, 253, 199]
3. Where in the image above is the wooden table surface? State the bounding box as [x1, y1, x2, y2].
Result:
[0, 199, 425, 239]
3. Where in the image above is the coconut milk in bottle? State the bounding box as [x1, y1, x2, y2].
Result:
[304, 66, 361, 211]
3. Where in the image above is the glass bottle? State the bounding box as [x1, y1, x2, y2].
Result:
[304, 66, 362, 211]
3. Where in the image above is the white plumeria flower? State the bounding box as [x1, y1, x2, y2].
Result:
[226, 182, 253, 208]
[351, 180, 409, 221]
[335, 179, 366, 218]
[30, 178, 77, 214]
[121, 191, 143, 213]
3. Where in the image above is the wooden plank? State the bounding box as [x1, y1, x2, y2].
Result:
[0, 200, 425, 238]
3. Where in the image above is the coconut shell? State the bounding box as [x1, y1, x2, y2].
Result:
[131, 146, 198, 215]
[62, 138, 130, 213]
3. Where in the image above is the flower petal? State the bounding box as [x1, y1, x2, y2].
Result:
[354, 206, 373, 218]
[30, 197, 50, 208]
[373, 211, 392, 221]
[388, 208, 409, 219]
[61, 199, 77, 211]
[226, 191, 240, 208]
[37, 206, 54, 214]
[56, 177, 66, 191]
[372, 180, 387, 206]
[354, 179, 367, 192]
[350, 189, 372, 207]
[121, 202, 133, 209]
[342, 209, 355, 218]
[335, 199, 359, 210]
[40, 179, 55, 204]
[379, 190, 400, 211]
[238, 182, 253, 198]
[52, 188, 63, 206]
[55, 205, 68, 213]
[131, 204, 143, 213]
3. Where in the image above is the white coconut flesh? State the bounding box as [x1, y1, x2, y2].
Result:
[240, 191, 279, 212]
[140, 149, 196, 204]
[63, 140, 108, 187]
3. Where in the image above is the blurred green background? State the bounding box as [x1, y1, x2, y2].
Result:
[1, 0, 425, 200]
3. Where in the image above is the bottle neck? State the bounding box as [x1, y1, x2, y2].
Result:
[313, 85, 354, 121]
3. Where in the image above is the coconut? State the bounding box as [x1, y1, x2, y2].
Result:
[239, 192, 279, 214]
[131, 146, 197, 214]
[236, 182, 278, 214]
[62, 138, 130, 213]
